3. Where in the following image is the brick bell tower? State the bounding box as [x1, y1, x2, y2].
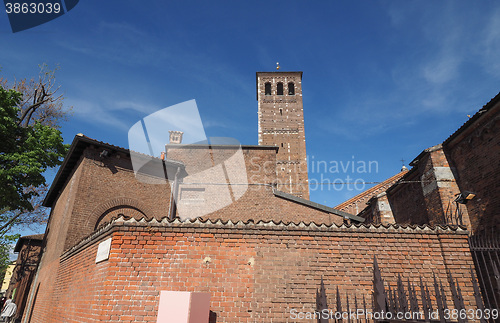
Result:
[257, 69, 309, 199]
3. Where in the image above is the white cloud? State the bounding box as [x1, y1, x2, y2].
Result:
[422, 55, 461, 85]
[480, 8, 500, 75]
[68, 98, 130, 131]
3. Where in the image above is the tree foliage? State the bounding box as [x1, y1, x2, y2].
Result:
[1, 64, 69, 129]
[0, 65, 70, 276]
[0, 86, 67, 212]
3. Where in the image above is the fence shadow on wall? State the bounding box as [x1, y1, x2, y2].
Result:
[315, 257, 496, 323]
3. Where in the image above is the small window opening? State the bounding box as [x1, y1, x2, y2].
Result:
[277, 82, 284, 95]
[279, 108, 283, 116]
[288, 82, 295, 95]
[265, 82, 271, 95]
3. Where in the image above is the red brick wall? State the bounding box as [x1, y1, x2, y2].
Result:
[387, 164, 430, 225]
[25, 147, 173, 322]
[444, 102, 500, 234]
[66, 147, 172, 249]
[7, 239, 43, 320]
[26, 155, 85, 322]
[25, 144, 349, 322]
[50, 237, 110, 322]
[28, 220, 477, 323]
[386, 147, 467, 227]
[167, 145, 339, 225]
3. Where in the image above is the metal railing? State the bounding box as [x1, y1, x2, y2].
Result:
[316, 257, 496, 323]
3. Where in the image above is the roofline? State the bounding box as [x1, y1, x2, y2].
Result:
[166, 144, 278, 151]
[443, 91, 500, 146]
[273, 189, 365, 223]
[334, 170, 408, 210]
[14, 234, 44, 252]
[44, 134, 85, 207]
[409, 144, 442, 167]
[44, 134, 184, 207]
[386, 165, 419, 195]
[256, 71, 303, 75]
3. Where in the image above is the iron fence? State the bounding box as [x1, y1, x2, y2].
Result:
[315, 257, 496, 323]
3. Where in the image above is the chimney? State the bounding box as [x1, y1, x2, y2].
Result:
[168, 130, 184, 144]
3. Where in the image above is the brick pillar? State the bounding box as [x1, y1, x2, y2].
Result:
[421, 145, 471, 228]
[374, 192, 395, 225]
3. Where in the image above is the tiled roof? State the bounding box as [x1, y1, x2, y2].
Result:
[444, 91, 500, 145]
[273, 189, 364, 222]
[61, 215, 468, 261]
[44, 134, 184, 207]
[335, 169, 408, 211]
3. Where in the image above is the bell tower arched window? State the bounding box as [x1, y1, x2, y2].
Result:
[288, 82, 295, 95]
[277, 82, 284, 95]
[265, 82, 272, 95]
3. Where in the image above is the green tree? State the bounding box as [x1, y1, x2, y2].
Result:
[0, 86, 67, 212]
[0, 65, 70, 274]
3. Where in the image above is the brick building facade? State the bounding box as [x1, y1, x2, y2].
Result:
[353, 92, 500, 235]
[19, 71, 483, 322]
[6, 234, 43, 320]
[335, 168, 408, 217]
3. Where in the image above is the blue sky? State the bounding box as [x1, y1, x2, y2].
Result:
[2, 1, 500, 228]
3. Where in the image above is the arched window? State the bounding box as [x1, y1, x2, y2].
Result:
[277, 82, 284, 95]
[265, 82, 271, 95]
[288, 82, 295, 95]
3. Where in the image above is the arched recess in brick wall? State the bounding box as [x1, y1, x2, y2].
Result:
[89, 197, 155, 231]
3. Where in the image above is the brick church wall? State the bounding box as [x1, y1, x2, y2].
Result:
[25, 142, 347, 322]
[26, 155, 86, 322]
[386, 146, 469, 227]
[166, 145, 341, 225]
[26, 145, 173, 322]
[32, 219, 476, 323]
[443, 98, 500, 234]
[360, 94, 500, 233]
[386, 162, 430, 225]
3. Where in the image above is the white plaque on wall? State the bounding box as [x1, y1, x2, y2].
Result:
[95, 237, 112, 263]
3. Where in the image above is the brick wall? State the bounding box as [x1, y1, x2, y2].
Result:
[166, 145, 339, 225]
[25, 142, 348, 322]
[25, 146, 173, 322]
[28, 219, 477, 322]
[26, 155, 85, 322]
[387, 163, 430, 225]
[358, 192, 395, 225]
[386, 146, 469, 227]
[7, 237, 43, 320]
[444, 100, 500, 234]
[66, 147, 172, 249]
